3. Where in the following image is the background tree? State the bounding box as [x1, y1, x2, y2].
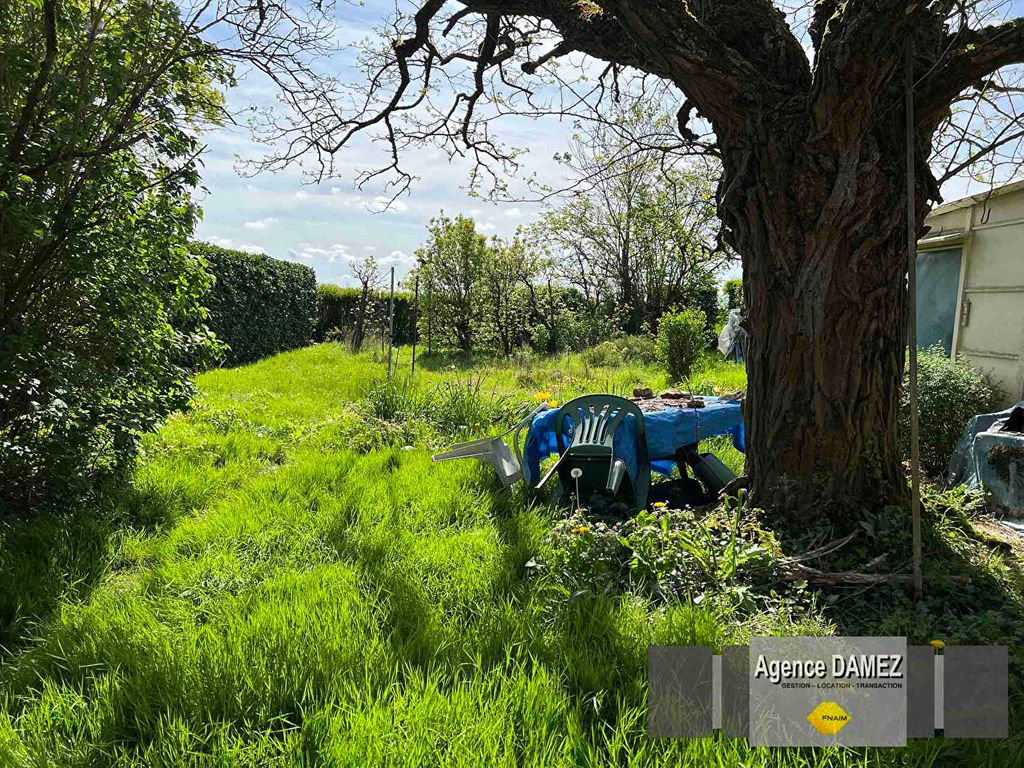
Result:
[415, 214, 488, 352]
[234, 0, 1024, 519]
[350, 255, 382, 352]
[537, 106, 726, 336]
[478, 235, 536, 356]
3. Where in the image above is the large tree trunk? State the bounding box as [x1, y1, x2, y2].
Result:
[719, 114, 933, 519]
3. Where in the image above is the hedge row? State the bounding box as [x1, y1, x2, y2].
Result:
[316, 284, 416, 346]
[194, 243, 317, 366]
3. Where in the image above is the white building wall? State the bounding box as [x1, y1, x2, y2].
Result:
[924, 187, 1024, 405]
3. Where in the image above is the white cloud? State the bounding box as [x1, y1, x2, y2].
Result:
[206, 235, 266, 254]
[294, 190, 309, 200]
[379, 249, 413, 266]
[477, 221, 497, 232]
[371, 195, 410, 213]
[243, 217, 278, 230]
[289, 242, 353, 263]
[504, 207, 522, 218]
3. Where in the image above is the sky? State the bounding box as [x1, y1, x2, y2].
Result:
[193, 1, 577, 287]
[192, 1, 1007, 288]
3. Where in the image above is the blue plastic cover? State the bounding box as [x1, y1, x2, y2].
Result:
[522, 397, 745, 487]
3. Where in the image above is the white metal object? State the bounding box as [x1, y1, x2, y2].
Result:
[431, 404, 546, 487]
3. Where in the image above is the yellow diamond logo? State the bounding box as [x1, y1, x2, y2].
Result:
[807, 701, 851, 735]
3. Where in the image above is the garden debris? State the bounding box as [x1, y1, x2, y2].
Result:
[658, 389, 691, 400]
[632, 386, 654, 398]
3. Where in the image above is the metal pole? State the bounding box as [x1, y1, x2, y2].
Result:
[905, 39, 923, 602]
[387, 266, 395, 378]
[411, 273, 420, 375]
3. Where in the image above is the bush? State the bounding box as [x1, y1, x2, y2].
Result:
[900, 345, 1003, 475]
[723, 279, 743, 310]
[656, 309, 707, 382]
[195, 243, 317, 366]
[534, 504, 782, 606]
[582, 335, 658, 367]
[316, 284, 416, 347]
[0, 0, 227, 511]
[685, 279, 722, 348]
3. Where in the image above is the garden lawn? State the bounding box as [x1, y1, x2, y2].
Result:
[1, 343, 1021, 766]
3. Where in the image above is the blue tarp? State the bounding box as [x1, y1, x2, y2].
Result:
[522, 397, 745, 487]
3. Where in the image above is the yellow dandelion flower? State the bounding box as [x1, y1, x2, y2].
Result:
[548, 400, 559, 408]
[572, 526, 590, 534]
[533, 391, 553, 402]
[653, 501, 668, 508]
[929, 640, 945, 649]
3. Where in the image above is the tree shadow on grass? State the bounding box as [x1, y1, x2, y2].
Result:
[0, 476, 191, 654]
[771, 505, 1024, 764]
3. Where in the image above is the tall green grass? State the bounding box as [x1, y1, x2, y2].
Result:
[1, 343, 1019, 766]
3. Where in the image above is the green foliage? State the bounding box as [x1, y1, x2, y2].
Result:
[416, 214, 488, 352]
[900, 345, 1003, 475]
[195, 243, 316, 366]
[684, 275, 722, 348]
[0, 0, 229, 510]
[656, 308, 707, 382]
[723, 278, 743, 310]
[582, 335, 658, 367]
[360, 375, 521, 441]
[534, 104, 726, 337]
[315, 284, 415, 346]
[476, 238, 536, 356]
[537, 502, 785, 610]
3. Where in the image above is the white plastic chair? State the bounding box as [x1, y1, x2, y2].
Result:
[431, 403, 547, 487]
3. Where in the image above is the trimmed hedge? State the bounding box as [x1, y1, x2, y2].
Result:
[194, 243, 317, 366]
[316, 284, 416, 346]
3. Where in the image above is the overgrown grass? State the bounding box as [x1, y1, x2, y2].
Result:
[1, 343, 1022, 765]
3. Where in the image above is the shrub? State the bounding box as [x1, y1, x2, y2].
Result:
[533, 504, 782, 606]
[0, 0, 227, 511]
[582, 335, 658, 368]
[316, 284, 416, 347]
[195, 243, 317, 366]
[685, 278, 722, 348]
[656, 309, 707, 382]
[900, 345, 1003, 475]
[723, 278, 743, 310]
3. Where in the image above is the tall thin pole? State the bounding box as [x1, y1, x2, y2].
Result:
[411, 273, 420, 375]
[387, 266, 395, 378]
[905, 39, 923, 602]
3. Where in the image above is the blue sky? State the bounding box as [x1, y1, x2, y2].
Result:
[193, 1, 1005, 287]
[194, 1, 575, 287]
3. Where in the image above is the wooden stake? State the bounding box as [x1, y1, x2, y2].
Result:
[387, 266, 395, 378]
[411, 273, 420, 375]
[905, 39, 924, 602]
